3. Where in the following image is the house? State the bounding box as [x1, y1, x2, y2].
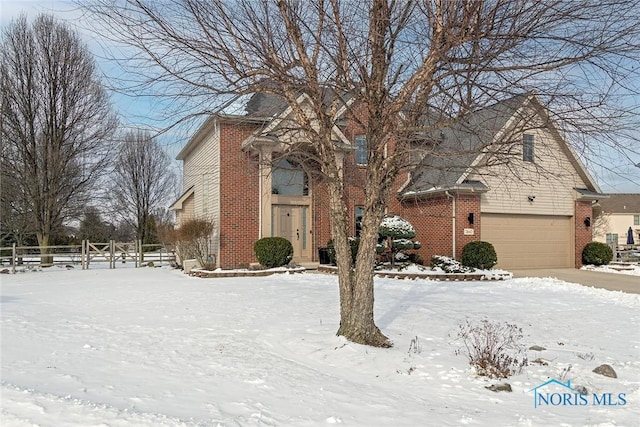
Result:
[170, 93, 602, 270]
[593, 194, 640, 246]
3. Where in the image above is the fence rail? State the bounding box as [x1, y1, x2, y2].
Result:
[615, 243, 640, 262]
[0, 241, 175, 273]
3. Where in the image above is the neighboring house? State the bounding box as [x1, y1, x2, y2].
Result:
[170, 93, 602, 269]
[593, 194, 640, 246]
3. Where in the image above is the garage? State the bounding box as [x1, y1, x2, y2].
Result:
[481, 214, 573, 269]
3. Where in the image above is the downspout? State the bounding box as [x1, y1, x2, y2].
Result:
[258, 149, 263, 239]
[445, 191, 456, 258]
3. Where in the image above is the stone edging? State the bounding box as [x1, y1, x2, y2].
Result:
[187, 265, 510, 280]
[189, 267, 306, 278]
[317, 265, 510, 281]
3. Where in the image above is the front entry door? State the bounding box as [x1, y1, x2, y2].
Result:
[272, 205, 310, 261]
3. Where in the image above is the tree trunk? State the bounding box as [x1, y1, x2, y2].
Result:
[329, 181, 391, 347]
[37, 232, 52, 266]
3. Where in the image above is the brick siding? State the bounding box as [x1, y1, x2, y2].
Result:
[218, 122, 261, 269]
[574, 200, 594, 268]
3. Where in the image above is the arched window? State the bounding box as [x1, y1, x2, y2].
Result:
[272, 159, 309, 196]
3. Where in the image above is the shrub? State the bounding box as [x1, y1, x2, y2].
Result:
[379, 215, 420, 267]
[408, 253, 424, 265]
[326, 237, 359, 265]
[254, 237, 293, 268]
[461, 241, 497, 270]
[160, 218, 215, 269]
[431, 255, 473, 273]
[582, 242, 613, 266]
[456, 319, 528, 379]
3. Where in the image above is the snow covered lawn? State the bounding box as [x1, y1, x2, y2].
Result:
[1, 267, 639, 426]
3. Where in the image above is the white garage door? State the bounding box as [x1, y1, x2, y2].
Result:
[481, 214, 573, 269]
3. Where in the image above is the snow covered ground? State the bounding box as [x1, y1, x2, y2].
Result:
[1, 267, 639, 426]
[582, 263, 640, 276]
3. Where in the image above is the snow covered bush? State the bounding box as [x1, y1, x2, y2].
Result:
[431, 255, 474, 273]
[379, 215, 420, 267]
[456, 319, 528, 379]
[582, 242, 613, 266]
[379, 215, 416, 239]
[254, 237, 293, 268]
[461, 241, 497, 270]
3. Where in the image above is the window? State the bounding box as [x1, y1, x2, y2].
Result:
[523, 134, 534, 162]
[355, 135, 368, 165]
[634, 215, 640, 226]
[355, 206, 364, 237]
[202, 174, 209, 213]
[272, 159, 308, 196]
[606, 233, 618, 245]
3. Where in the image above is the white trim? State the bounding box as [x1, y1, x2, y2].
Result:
[168, 186, 195, 211]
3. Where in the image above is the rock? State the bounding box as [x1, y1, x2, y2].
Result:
[65, 265, 74, 269]
[593, 364, 617, 378]
[575, 385, 589, 395]
[529, 345, 546, 351]
[0, 268, 9, 274]
[485, 383, 512, 392]
[146, 261, 155, 268]
[531, 358, 549, 366]
[182, 259, 201, 274]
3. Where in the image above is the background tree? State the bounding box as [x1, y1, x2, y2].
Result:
[110, 130, 176, 245]
[82, 0, 640, 346]
[0, 172, 35, 247]
[78, 207, 117, 242]
[0, 14, 117, 260]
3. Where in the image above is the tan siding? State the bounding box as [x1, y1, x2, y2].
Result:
[470, 127, 588, 216]
[594, 213, 640, 245]
[180, 121, 221, 261]
[181, 194, 195, 221]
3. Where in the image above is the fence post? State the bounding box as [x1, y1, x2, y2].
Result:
[12, 243, 16, 274]
[86, 240, 91, 269]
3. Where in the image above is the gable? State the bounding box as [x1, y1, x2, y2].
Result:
[169, 186, 195, 211]
[470, 123, 592, 215]
[401, 94, 601, 201]
[242, 92, 351, 152]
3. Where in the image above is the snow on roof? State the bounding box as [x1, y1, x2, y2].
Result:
[217, 94, 254, 116]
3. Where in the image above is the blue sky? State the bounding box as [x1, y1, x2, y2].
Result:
[2, 0, 639, 193]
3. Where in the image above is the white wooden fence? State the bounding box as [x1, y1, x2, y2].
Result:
[0, 240, 176, 274]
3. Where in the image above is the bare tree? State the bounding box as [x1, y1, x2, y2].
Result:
[110, 130, 176, 244]
[0, 172, 34, 247]
[0, 14, 118, 259]
[81, 0, 639, 346]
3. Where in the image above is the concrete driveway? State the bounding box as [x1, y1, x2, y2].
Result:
[510, 268, 640, 294]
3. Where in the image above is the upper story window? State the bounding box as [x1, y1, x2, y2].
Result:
[355, 135, 368, 165]
[523, 134, 535, 163]
[272, 159, 308, 196]
[634, 215, 640, 225]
